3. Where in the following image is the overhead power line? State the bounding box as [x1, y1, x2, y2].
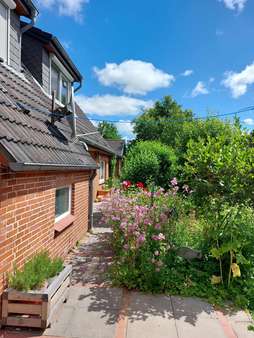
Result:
[71, 105, 254, 124]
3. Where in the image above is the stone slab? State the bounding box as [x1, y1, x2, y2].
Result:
[175, 317, 226, 338]
[127, 292, 178, 338]
[171, 296, 217, 320]
[66, 287, 123, 310]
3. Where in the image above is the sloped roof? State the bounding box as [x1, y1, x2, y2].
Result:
[21, 25, 82, 83]
[0, 62, 97, 171]
[106, 140, 125, 158]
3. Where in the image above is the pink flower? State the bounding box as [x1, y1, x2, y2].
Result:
[120, 222, 127, 230]
[152, 233, 165, 241]
[122, 180, 132, 190]
[144, 219, 151, 225]
[123, 244, 129, 251]
[112, 216, 120, 221]
[157, 233, 165, 241]
[170, 177, 178, 187]
[137, 234, 145, 244]
[154, 223, 161, 230]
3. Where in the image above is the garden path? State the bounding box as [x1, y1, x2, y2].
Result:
[1, 202, 253, 338]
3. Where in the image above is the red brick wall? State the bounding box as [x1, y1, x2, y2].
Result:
[0, 168, 90, 297]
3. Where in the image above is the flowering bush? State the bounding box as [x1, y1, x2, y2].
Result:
[100, 179, 254, 312]
[100, 180, 199, 291]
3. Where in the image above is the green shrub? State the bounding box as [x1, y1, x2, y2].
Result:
[122, 141, 177, 187]
[8, 252, 64, 291]
[184, 130, 254, 205]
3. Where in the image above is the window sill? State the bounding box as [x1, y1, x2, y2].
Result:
[99, 179, 105, 185]
[54, 214, 75, 233]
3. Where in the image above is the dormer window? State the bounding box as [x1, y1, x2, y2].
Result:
[50, 57, 72, 105]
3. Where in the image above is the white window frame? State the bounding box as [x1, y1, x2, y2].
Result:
[49, 55, 73, 106]
[55, 185, 72, 223]
[99, 160, 105, 184]
[0, 0, 13, 64]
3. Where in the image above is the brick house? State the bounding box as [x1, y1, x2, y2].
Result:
[0, 0, 114, 301]
[106, 140, 125, 177]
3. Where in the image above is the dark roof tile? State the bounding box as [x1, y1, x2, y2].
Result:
[0, 63, 96, 171]
[106, 140, 125, 158]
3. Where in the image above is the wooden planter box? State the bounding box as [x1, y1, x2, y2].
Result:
[1, 265, 72, 329]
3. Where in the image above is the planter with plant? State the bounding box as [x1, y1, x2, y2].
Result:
[1, 252, 72, 329]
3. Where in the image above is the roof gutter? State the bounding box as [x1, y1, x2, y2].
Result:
[74, 79, 82, 93]
[9, 162, 98, 172]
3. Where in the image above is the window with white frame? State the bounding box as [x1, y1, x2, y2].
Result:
[50, 60, 71, 105]
[0, 1, 9, 62]
[99, 160, 105, 184]
[55, 186, 72, 222]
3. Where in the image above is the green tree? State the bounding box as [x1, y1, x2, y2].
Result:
[134, 96, 242, 164]
[98, 121, 121, 140]
[133, 96, 193, 148]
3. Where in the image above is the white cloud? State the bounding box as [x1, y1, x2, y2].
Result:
[37, 0, 89, 22]
[243, 118, 254, 126]
[181, 69, 194, 77]
[115, 120, 135, 140]
[76, 94, 153, 117]
[209, 77, 215, 83]
[191, 81, 209, 97]
[222, 62, 254, 98]
[218, 0, 247, 11]
[94, 60, 174, 95]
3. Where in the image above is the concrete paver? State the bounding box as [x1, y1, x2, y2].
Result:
[175, 317, 226, 338]
[127, 293, 178, 338]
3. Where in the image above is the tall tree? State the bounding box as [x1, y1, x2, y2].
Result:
[98, 121, 121, 140]
[133, 96, 239, 156]
[133, 96, 193, 150]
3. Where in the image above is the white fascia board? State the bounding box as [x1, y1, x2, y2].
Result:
[51, 54, 74, 82]
[2, 0, 16, 9]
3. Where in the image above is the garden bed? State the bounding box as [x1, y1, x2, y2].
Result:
[1, 265, 72, 329]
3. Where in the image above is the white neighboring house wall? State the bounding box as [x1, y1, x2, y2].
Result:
[0, 0, 16, 63]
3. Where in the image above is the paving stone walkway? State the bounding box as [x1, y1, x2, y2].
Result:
[1, 203, 253, 338]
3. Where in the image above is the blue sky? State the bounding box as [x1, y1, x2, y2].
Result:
[35, 0, 254, 139]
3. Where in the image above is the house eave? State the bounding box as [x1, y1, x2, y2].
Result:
[9, 162, 98, 172]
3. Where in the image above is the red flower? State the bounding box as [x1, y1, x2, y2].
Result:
[136, 182, 145, 189]
[122, 180, 132, 189]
